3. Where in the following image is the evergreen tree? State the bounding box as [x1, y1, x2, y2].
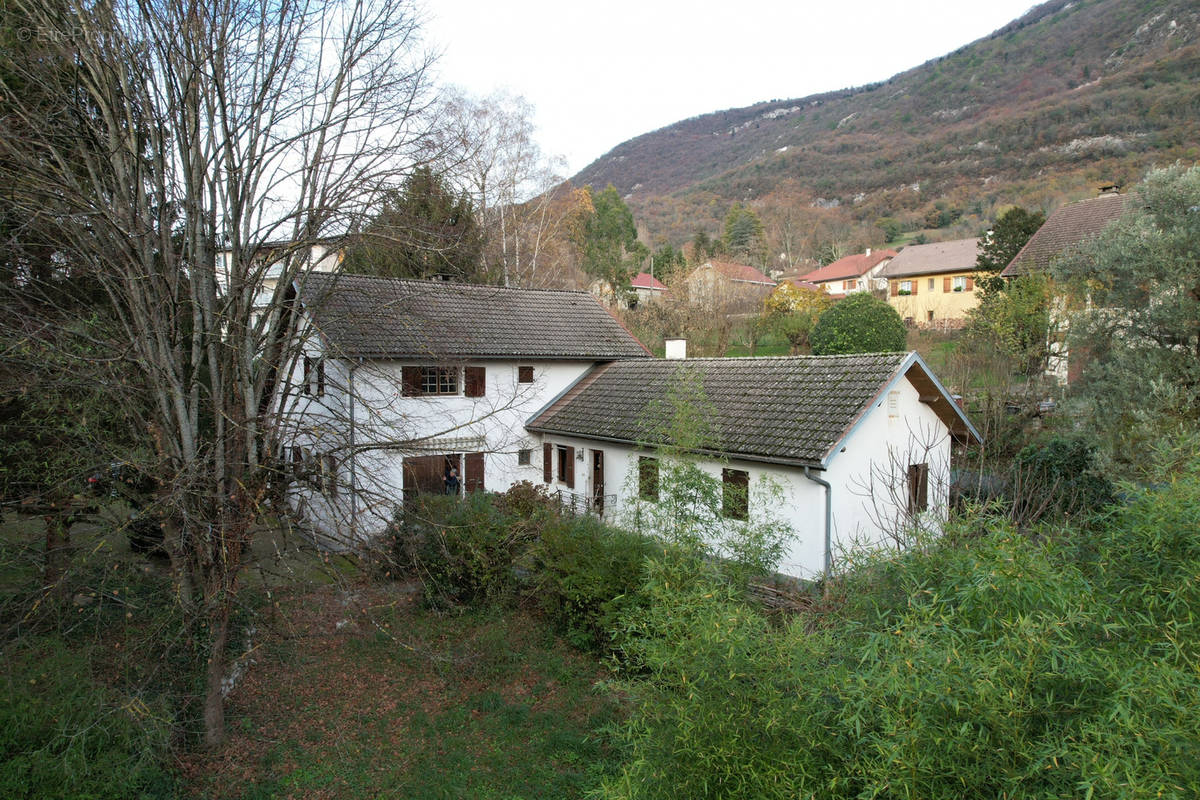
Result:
[811, 293, 907, 355]
[343, 167, 487, 282]
[976, 206, 1045, 294]
[578, 184, 647, 293]
[721, 204, 767, 266]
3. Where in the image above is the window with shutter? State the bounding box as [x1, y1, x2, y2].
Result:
[543, 443, 552, 483]
[557, 444, 574, 488]
[722, 468, 749, 520]
[907, 463, 929, 514]
[890, 281, 898, 297]
[464, 366, 485, 398]
[638, 456, 659, 501]
[402, 366, 422, 396]
[944, 276, 952, 292]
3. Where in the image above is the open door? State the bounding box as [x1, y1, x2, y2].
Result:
[592, 449, 604, 514]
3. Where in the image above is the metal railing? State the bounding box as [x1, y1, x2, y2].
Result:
[551, 489, 616, 518]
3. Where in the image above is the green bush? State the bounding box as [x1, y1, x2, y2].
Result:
[811, 292, 907, 355]
[391, 491, 537, 606]
[531, 514, 658, 650]
[600, 472, 1200, 799]
[0, 639, 175, 800]
[1011, 434, 1116, 522]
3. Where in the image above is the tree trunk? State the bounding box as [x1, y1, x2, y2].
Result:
[202, 600, 232, 748]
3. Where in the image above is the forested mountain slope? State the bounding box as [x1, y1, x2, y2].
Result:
[571, 0, 1200, 253]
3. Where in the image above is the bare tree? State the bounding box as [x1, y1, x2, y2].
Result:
[0, 0, 440, 746]
[440, 88, 582, 288]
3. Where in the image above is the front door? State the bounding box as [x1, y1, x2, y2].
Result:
[591, 450, 604, 514]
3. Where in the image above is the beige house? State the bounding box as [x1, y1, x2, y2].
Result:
[683, 260, 776, 311]
[880, 238, 981, 327]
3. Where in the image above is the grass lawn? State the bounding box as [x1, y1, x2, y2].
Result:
[1, 513, 621, 800]
[182, 584, 621, 800]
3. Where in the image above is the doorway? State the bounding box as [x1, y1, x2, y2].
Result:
[591, 449, 604, 514]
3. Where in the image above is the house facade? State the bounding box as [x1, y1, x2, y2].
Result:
[880, 238, 981, 327]
[626, 271, 669, 309]
[797, 249, 896, 298]
[683, 260, 776, 311]
[285, 273, 651, 544]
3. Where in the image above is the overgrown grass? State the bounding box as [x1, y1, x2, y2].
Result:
[200, 601, 621, 800]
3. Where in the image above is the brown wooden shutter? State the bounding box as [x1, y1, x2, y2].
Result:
[464, 452, 485, 493]
[890, 281, 898, 297]
[543, 443, 552, 483]
[911, 280, 918, 295]
[564, 446, 575, 489]
[966, 276, 974, 291]
[402, 366, 422, 396]
[464, 366, 485, 398]
[943, 277, 952, 292]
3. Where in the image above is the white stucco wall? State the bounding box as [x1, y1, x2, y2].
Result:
[284, 353, 594, 545]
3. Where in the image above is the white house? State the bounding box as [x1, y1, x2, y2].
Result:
[286, 273, 980, 578]
[526, 352, 980, 579]
[283, 273, 651, 544]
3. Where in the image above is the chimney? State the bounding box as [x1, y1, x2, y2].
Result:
[1098, 183, 1120, 196]
[865, 247, 871, 257]
[664, 338, 687, 360]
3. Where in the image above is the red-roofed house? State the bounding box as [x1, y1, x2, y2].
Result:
[684, 260, 777, 310]
[627, 271, 669, 308]
[798, 249, 897, 297]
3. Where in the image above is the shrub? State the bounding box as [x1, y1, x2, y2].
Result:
[531, 514, 659, 650]
[810, 292, 907, 355]
[1011, 434, 1115, 522]
[600, 473, 1200, 799]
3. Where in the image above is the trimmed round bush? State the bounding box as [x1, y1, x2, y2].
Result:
[810, 292, 907, 355]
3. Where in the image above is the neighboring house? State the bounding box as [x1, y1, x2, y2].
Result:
[286, 273, 651, 544]
[1000, 189, 1130, 382]
[797, 249, 896, 298]
[684, 260, 777, 310]
[527, 351, 980, 579]
[880, 238, 981, 327]
[1001, 190, 1128, 278]
[627, 272, 669, 309]
[217, 240, 341, 301]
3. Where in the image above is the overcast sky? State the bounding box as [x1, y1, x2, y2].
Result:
[425, 0, 1037, 177]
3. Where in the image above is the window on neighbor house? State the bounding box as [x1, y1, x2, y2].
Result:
[899, 280, 913, 294]
[722, 468, 749, 520]
[638, 456, 659, 501]
[953, 275, 967, 292]
[518, 365, 534, 384]
[927, 310, 935, 322]
[302, 356, 325, 396]
[517, 448, 531, 466]
[907, 463, 929, 515]
[927, 278, 935, 291]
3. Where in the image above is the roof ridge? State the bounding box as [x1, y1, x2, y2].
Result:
[304, 271, 596, 298]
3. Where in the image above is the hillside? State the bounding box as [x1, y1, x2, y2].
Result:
[570, 0, 1200, 255]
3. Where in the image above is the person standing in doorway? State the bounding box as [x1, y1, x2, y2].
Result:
[444, 466, 460, 495]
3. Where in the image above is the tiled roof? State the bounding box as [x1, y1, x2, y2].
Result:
[630, 272, 668, 290]
[799, 250, 897, 283]
[1002, 193, 1129, 277]
[528, 353, 915, 467]
[298, 273, 651, 360]
[880, 238, 980, 278]
[708, 261, 776, 285]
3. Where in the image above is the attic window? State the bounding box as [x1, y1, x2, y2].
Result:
[518, 365, 534, 383]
